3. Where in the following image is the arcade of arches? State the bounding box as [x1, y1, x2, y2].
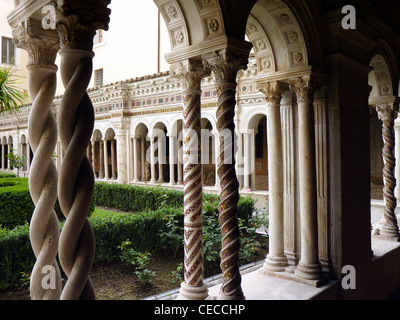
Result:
[3, 0, 400, 300]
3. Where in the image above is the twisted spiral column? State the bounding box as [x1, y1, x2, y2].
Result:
[172, 61, 208, 300]
[377, 103, 400, 240]
[12, 21, 61, 300]
[57, 48, 96, 300]
[55, 0, 111, 300]
[203, 47, 250, 300]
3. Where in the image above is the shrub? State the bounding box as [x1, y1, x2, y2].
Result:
[94, 183, 184, 212]
[0, 178, 34, 229]
[0, 224, 34, 290]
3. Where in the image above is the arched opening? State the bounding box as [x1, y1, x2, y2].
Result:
[133, 122, 151, 182]
[151, 122, 168, 183]
[105, 128, 117, 180]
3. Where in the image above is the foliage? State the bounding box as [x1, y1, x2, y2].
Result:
[118, 239, 156, 286]
[0, 182, 265, 290]
[0, 177, 34, 229]
[6, 148, 26, 179]
[0, 66, 28, 115]
[170, 262, 184, 286]
[94, 183, 184, 212]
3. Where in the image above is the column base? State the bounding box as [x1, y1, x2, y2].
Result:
[218, 289, 245, 300]
[177, 282, 209, 300]
[295, 261, 322, 281]
[263, 254, 288, 272]
[379, 224, 400, 241]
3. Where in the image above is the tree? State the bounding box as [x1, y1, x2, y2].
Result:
[6, 147, 27, 180]
[0, 66, 28, 115]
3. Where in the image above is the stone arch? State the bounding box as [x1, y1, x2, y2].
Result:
[369, 54, 395, 100]
[134, 122, 150, 138]
[155, 0, 227, 51]
[247, 0, 308, 74]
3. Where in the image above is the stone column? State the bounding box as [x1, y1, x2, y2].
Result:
[289, 76, 322, 282]
[177, 137, 183, 184]
[169, 134, 176, 185]
[171, 59, 209, 300]
[99, 139, 104, 179]
[242, 131, 251, 190]
[12, 18, 61, 300]
[250, 130, 256, 190]
[111, 139, 117, 180]
[103, 139, 109, 180]
[55, 0, 111, 300]
[376, 102, 400, 240]
[394, 116, 400, 202]
[132, 137, 139, 182]
[149, 137, 156, 183]
[140, 137, 146, 181]
[213, 130, 220, 191]
[158, 135, 164, 183]
[203, 43, 251, 300]
[258, 81, 288, 272]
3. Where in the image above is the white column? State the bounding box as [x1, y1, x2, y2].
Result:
[243, 131, 250, 190]
[99, 140, 104, 179]
[290, 76, 322, 282]
[169, 134, 176, 185]
[111, 139, 117, 179]
[395, 116, 400, 202]
[140, 137, 146, 181]
[258, 81, 288, 272]
[133, 137, 139, 182]
[150, 137, 156, 183]
[177, 137, 183, 184]
[250, 130, 257, 190]
[158, 136, 164, 183]
[103, 139, 109, 180]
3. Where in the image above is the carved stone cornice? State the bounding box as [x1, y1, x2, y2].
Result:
[55, 0, 111, 50]
[257, 81, 288, 104]
[12, 18, 59, 66]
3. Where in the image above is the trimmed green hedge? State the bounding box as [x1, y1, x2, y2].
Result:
[94, 183, 184, 212]
[0, 178, 34, 230]
[0, 180, 258, 290]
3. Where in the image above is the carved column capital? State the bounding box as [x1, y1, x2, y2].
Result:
[170, 59, 209, 94]
[12, 18, 59, 67]
[376, 103, 396, 123]
[55, 0, 111, 50]
[289, 77, 313, 102]
[203, 46, 249, 85]
[257, 81, 288, 104]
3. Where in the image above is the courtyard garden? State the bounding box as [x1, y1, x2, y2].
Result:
[0, 172, 268, 300]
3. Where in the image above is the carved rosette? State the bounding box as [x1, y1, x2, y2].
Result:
[376, 103, 400, 239]
[172, 61, 209, 299]
[203, 49, 249, 300]
[12, 19, 62, 300]
[55, 0, 111, 300]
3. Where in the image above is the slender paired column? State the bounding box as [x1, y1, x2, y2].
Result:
[133, 137, 139, 182]
[99, 140, 104, 179]
[158, 136, 164, 183]
[242, 131, 251, 190]
[141, 138, 146, 181]
[111, 139, 117, 179]
[12, 19, 61, 300]
[104, 139, 109, 179]
[258, 81, 288, 272]
[376, 102, 400, 240]
[172, 60, 208, 300]
[169, 134, 176, 185]
[203, 45, 250, 300]
[56, 0, 111, 300]
[289, 76, 322, 281]
[150, 136, 156, 183]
